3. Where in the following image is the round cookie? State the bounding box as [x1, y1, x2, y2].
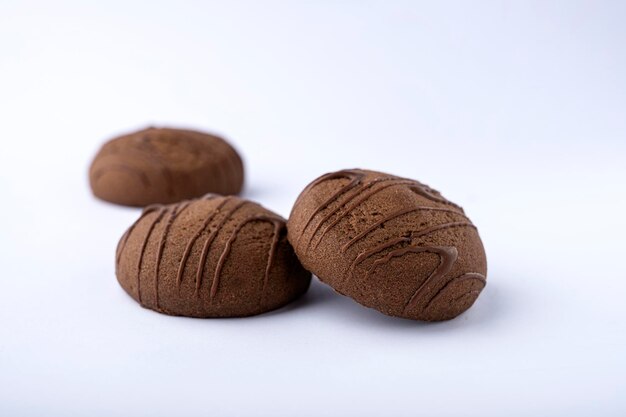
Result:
[116, 194, 311, 317]
[89, 127, 244, 207]
[287, 169, 487, 321]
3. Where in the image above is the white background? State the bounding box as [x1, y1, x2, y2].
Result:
[1, 1, 625, 416]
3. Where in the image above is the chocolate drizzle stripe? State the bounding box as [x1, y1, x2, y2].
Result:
[295, 169, 364, 204]
[263, 222, 282, 293]
[452, 289, 482, 303]
[303, 174, 470, 254]
[345, 222, 474, 284]
[408, 183, 463, 211]
[294, 170, 365, 251]
[116, 204, 163, 269]
[303, 176, 397, 250]
[411, 221, 476, 239]
[174, 195, 223, 289]
[367, 246, 459, 313]
[136, 207, 167, 303]
[343, 237, 411, 283]
[153, 200, 192, 309]
[341, 206, 469, 253]
[195, 200, 249, 295]
[424, 272, 486, 310]
[116, 228, 133, 269]
[211, 215, 283, 300]
[115, 229, 131, 270]
[142, 204, 165, 215]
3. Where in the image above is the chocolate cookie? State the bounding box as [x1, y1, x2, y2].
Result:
[287, 169, 487, 321]
[89, 127, 244, 207]
[116, 194, 311, 317]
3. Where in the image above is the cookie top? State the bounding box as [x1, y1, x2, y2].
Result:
[116, 194, 311, 317]
[287, 169, 487, 321]
[89, 127, 244, 206]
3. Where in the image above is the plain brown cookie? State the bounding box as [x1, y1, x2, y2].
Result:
[116, 194, 311, 317]
[89, 127, 244, 207]
[287, 169, 487, 321]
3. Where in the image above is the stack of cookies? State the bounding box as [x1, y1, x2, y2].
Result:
[90, 127, 487, 321]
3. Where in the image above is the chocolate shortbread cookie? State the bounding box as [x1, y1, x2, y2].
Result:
[90, 127, 244, 206]
[287, 169, 487, 321]
[116, 195, 310, 317]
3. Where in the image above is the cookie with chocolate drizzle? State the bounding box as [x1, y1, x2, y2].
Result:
[116, 194, 310, 317]
[287, 169, 487, 321]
